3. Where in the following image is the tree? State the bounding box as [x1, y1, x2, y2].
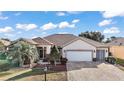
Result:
[7, 41, 39, 67]
[104, 36, 117, 43]
[79, 31, 104, 42]
[1, 38, 10, 41]
[50, 45, 60, 66]
[105, 38, 111, 43]
[110, 36, 116, 41]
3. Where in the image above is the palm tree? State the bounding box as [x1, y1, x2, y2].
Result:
[7, 41, 39, 67]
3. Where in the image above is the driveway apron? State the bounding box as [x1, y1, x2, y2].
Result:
[66, 62, 124, 81]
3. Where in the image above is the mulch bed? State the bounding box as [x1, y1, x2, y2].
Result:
[35, 64, 67, 71]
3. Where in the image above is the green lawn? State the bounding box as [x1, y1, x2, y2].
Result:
[0, 72, 11, 77]
[0, 67, 67, 81]
[6, 68, 67, 81]
[0, 68, 31, 80]
[115, 58, 124, 71]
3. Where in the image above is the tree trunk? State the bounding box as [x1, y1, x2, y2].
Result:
[19, 55, 23, 67]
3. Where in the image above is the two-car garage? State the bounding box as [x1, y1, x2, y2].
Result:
[62, 39, 96, 62]
[66, 51, 93, 62]
[62, 38, 108, 62]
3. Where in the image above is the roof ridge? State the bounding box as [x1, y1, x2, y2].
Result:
[44, 34, 77, 38]
[32, 37, 52, 45]
[42, 38, 53, 44]
[78, 37, 103, 44]
[78, 37, 107, 47]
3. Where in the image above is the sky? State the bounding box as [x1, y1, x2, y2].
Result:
[0, 11, 124, 40]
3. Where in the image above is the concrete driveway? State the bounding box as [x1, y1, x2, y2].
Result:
[66, 62, 124, 81]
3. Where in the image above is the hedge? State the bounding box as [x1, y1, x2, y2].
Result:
[0, 52, 7, 60]
[0, 60, 11, 71]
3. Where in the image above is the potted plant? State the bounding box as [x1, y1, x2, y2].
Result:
[60, 57, 68, 65]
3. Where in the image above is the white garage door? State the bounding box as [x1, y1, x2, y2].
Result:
[66, 51, 92, 61]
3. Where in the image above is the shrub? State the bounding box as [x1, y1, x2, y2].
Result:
[105, 56, 116, 64]
[93, 58, 96, 61]
[50, 45, 60, 64]
[0, 52, 7, 60]
[116, 58, 124, 66]
[0, 60, 11, 71]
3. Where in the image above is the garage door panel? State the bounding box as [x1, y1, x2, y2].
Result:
[66, 51, 92, 61]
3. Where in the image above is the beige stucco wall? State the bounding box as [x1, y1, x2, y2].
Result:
[62, 39, 96, 58]
[110, 46, 124, 59]
[97, 48, 109, 57]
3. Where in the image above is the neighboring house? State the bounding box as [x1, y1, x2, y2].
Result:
[0, 39, 11, 52]
[33, 34, 109, 62]
[107, 38, 124, 59]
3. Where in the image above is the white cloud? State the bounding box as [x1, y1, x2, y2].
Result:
[72, 19, 80, 23]
[0, 26, 13, 33]
[58, 21, 75, 28]
[40, 20, 78, 31]
[31, 36, 37, 39]
[0, 12, 8, 20]
[0, 16, 8, 20]
[4, 33, 14, 37]
[17, 31, 22, 34]
[98, 19, 112, 27]
[102, 11, 124, 18]
[56, 12, 65, 16]
[103, 27, 120, 34]
[16, 24, 37, 31]
[14, 12, 21, 16]
[58, 32, 69, 34]
[56, 11, 82, 16]
[40, 22, 57, 31]
[67, 11, 82, 14]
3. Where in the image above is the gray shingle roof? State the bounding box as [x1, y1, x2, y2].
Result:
[107, 38, 124, 46]
[32, 37, 52, 45]
[79, 37, 108, 48]
[44, 34, 108, 48]
[44, 34, 77, 47]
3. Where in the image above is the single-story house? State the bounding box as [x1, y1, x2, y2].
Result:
[107, 38, 124, 59]
[33, 34, 109, 62]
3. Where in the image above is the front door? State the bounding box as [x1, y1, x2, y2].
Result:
[38, 47, 47, 59]
[96, 50, 105, 61]
[39, 48, 43, 59]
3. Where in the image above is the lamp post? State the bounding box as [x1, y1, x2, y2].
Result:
[44, 66, 48, 81]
